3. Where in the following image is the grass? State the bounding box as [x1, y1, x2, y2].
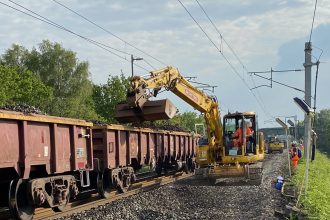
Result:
[292, 150, 330, 219]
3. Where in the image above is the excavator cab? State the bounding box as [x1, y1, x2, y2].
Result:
[221, 112, 264, 163]
[202, 112, 264, 182]
[223, 112, 257, 157]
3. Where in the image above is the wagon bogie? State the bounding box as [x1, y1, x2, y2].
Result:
[29, 175, 77, 209]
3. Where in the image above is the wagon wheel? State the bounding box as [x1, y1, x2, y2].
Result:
[163, 157, 169, 176]
[155, 159, 163, 176]
[189, 158, 196, 173]
[149, 157, 156, 172]
[9, 179, 35, 220]
[117, 174, 130, 193]
[174, 160, 183, 172]
[99, 172, 113, 199]
[184, 159, 189, 174]
[52, 191, 70, 212]
[207, 176, 217, 185]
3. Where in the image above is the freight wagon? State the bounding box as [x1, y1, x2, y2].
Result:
[93, 124, 197, 196]
[0, 110, 197, 220]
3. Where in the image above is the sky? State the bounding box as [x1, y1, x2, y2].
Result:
[0, 0, 329, 128]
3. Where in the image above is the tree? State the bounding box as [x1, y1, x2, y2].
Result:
[314, 109, 330, 154]
[93, 74, 130, 122]
[171, 111, 205, 132]
[1, 44, 29, 73]
[0, 64, 53, 109]
[1, 40, 98, 120]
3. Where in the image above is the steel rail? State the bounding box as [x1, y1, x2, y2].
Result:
[33, 172, 192, 220]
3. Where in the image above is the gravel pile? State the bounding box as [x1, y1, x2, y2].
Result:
[131, 121, 187, 132]
[91, 120, 188, 132]
[0, 104, 45, 115]
[90, 120, 109, 126]
[58, 152, 288, 220]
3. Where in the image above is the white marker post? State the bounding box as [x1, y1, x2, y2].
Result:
[276, 118, 291, 177]
[293, 97, 313, 195]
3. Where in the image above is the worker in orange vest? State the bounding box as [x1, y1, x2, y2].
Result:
[233, 124, 243, 147]
[298, 139, 304, 152]
[290, 143, 302, 174]
[233, 122, 253, 148]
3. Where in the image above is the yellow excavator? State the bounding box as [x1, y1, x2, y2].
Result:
[115, 66, 264, 183]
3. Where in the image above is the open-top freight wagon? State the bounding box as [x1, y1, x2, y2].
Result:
[0, 110, 197, 220]
[93, 124, 197, 197]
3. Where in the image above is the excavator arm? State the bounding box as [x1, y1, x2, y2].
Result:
[116, 66, 265, 182]
[116, 66, 223, 148]
[127, 67, 212, 112]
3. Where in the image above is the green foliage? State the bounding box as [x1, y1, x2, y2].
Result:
[314, 109, 330, 154]
[1, 40, 98, 120]
[93, 74, 130, 123]
[172, 111, 204, 132]
[293, 151, 330, 219]
[153, 111, 204, 133]
[0, 65, 18, 105]
[1, 44, 29, 73]
[0, 65, 53, 109]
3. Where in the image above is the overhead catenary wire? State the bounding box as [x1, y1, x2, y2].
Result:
[199, 0, 308, 120]
[195, 0, 274, 119]
[178, 0, 273, 118]
[249, 76, 274, 119]
[195, 0, 247, 71]
[308, 0, 318, 43]
[1, 0, 150, 72]
[307, 0, 321, 129]
[7, 0, 132, 57]
[142, 58, 156, 70]
[52, 0, 167, 67]
[251, 73, 305, 93]
[194, 0, 273, 118]
[249, 69, 305, 92]
[177, 0, 220, 51]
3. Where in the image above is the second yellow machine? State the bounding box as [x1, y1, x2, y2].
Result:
[115, 66, 265, 183]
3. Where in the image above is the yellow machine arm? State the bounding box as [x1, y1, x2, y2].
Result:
[118, 66, 265, 181]
[127, 66, 223, 148]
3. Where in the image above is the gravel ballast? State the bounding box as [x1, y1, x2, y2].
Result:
[58, 152, 288, 220]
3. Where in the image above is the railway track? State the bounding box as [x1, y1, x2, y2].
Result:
[32, 172, 192, 220]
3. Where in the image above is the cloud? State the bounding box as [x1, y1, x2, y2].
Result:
[0, 0, 329, 127]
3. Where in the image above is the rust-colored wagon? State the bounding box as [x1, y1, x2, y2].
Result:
[0, 110, 197, 220]
[0, 110, 93, 220]
[92, 124, 197, 197]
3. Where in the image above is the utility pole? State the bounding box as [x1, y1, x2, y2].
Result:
[131, 54, 143, 77]
[303, 42, 312, 159]
[131, 54, 134, 77]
